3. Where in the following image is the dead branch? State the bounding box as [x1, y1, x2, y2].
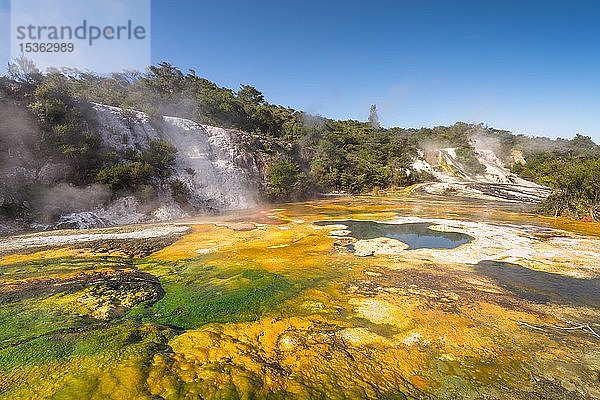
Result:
[518, 320, 600, 339]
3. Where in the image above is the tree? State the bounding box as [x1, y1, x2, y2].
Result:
[570, 134, 598, 155]
[7, 56, 43, 86]
[238, 84, 265, 105]
[170, 179, 191, 206]
[144, 139, 178, 178]
[142, 62, 185, 96]
[28, 72, 103, 182]
[266, 160, 308, 201]
[368, 104, 379, 129]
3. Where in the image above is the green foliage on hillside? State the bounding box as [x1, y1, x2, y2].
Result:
[307, 120, 418, 192]
[64, 62, 298, 138]
[96, 139, 177, 191]
[455, 146, 486, 175]
[266, 160, 309, 201]
[512, 153, 600, 221]
[28, 72, 103, 183]
[96, 162, 151, 191]
[170, 179, 192, 206]
[145, 139, 178, 178]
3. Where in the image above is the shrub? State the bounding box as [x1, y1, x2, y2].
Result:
[455, 146, 485, 175]
[96, 161, 152, 191]
[170, 179, 191, 206]
[145, 139, 177, 178]
[266, 160, 308, 202]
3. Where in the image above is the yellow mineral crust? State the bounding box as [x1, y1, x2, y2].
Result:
[2, 193, 599, 399]
[138, 195, 600, 398]
[0, 247, 89, 265]
[147, 316, 432, 399]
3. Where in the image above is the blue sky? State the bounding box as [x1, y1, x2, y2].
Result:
[2, 0, 599, 142]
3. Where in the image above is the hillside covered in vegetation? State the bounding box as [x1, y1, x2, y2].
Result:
[1, 58, 599, 230]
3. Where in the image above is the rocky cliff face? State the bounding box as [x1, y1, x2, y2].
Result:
[42, 104, 269, 230]
[160, 116, 260, 210]
[410, 144, 550, 203]
[90, 103, 161, 152]
[411, 147, 532, 185]
[0, 103, 267, 233]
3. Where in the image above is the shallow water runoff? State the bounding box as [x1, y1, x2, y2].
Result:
[314, 220, 473, 249]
